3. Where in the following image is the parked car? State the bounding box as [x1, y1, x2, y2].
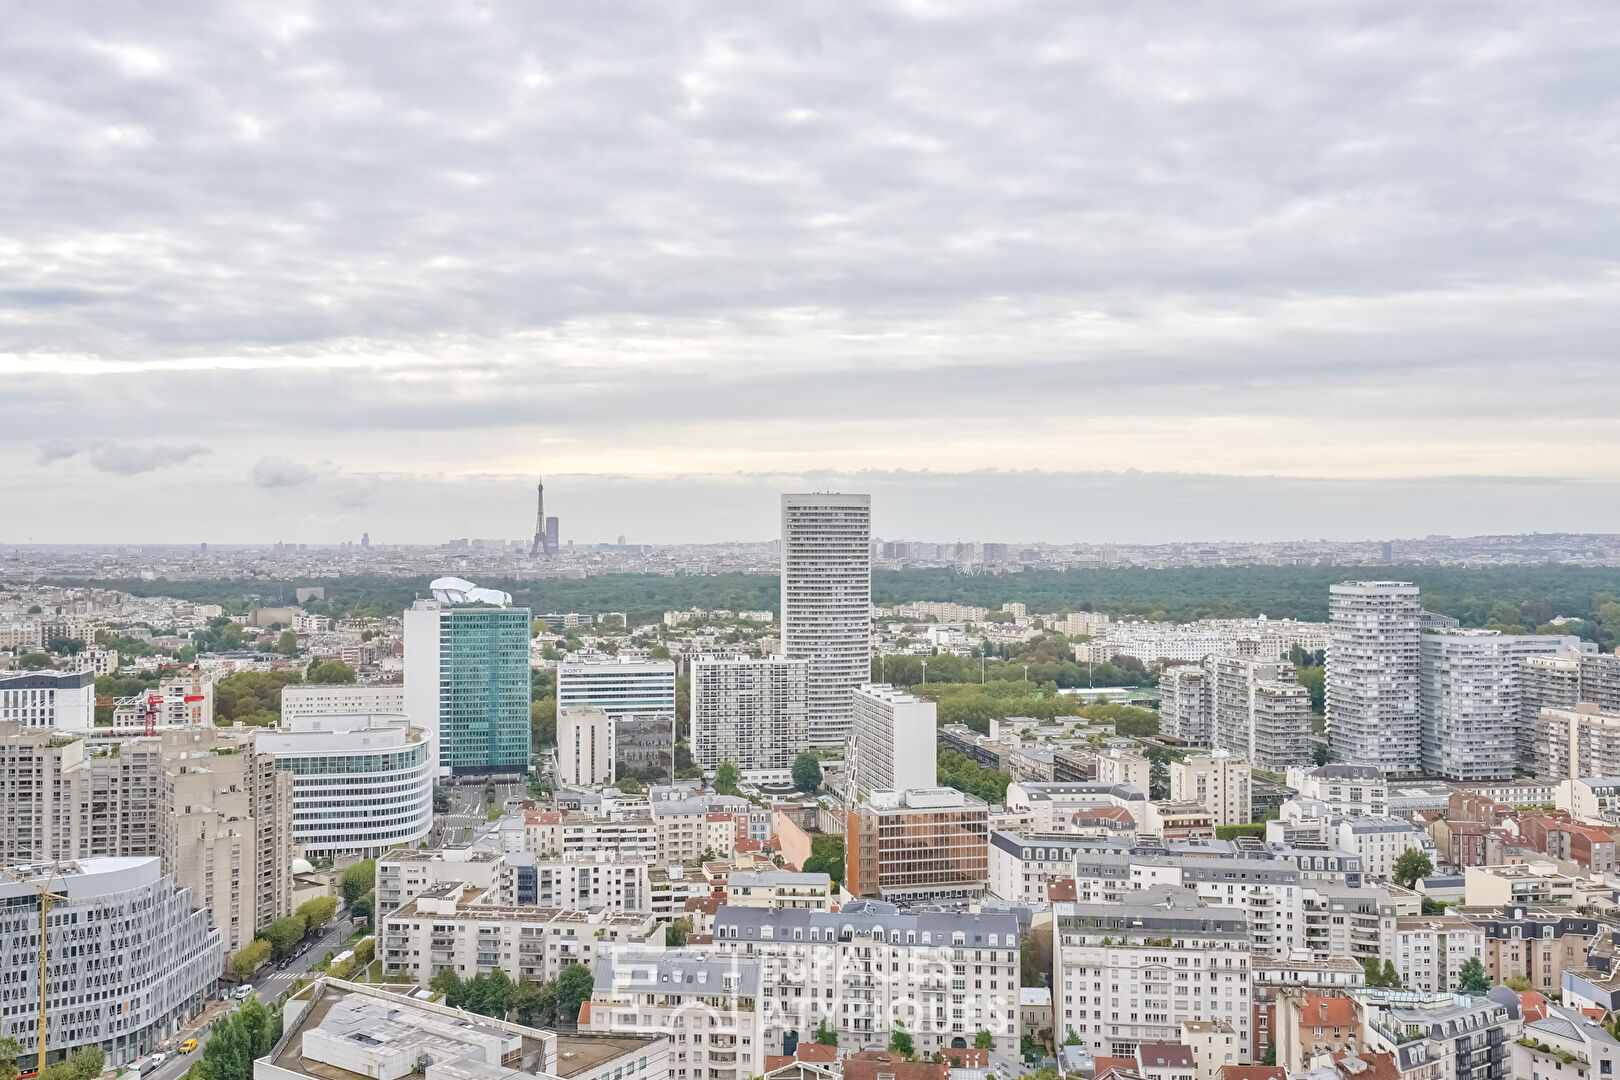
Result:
[180, 1039, 198, 1054]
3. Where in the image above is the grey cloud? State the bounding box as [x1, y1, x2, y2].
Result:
[36, 439, 209, 474]
[251, 457, 318, 488]
[4, 3, 1620, 541]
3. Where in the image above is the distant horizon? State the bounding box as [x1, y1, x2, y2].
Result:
[5, 526, 1619, 554]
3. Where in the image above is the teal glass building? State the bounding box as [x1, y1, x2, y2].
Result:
[405, 600, 531, 776]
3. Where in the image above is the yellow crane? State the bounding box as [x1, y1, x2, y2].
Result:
[1, 865, 65, 1079]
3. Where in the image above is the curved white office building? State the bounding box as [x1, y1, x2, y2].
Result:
[0, 858, 220, 1068]
[257, 714, 434, 859]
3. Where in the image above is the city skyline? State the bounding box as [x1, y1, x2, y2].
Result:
[5, 5, 1620, 543]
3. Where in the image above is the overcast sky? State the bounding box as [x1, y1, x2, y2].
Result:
[4, 3, 1619, 545]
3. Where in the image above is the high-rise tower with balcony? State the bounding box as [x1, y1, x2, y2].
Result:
[781, 493, 872, 747]
[1327, 581, 1422, 774]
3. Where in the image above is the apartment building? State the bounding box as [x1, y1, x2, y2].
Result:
[582, 949, 766, 1080]
[1580, 653, 1620, 713]
[1536, 703, 1620, 779]
[1458, 903, 1597, 994]
[379, 882, 661, 985]
[559, 706, 617, 787]
[1419, 630, 1581, 781]
[845, 787, 990, 902]
[651, 797, 753, 864]
[1520, 655, 1581, 770]
[1095, 748, 1152, 790]
[0, 858, 221, 1068]
[0, 722, 293, 963]
[108, 668, 215, 731]
[1159, 666, 1210, 745]
[521, 810, 658, 859]
[1168, 751, 1252, 827]
[780, 493, 872, 748]
[847, 684, 937, 798]
[1327, 582, 1423, 775]
[1333, 816, 1435, 882]
[1513, 1004, 1619, 1080]
[376, 848, 508, 914]
[725, 870, 832, 911]
[503, 852, 651, 911]
[710, 901, 1021, 1052]
[690, 655, 808, 772]
[1391, 916, 1484, 993]
[0, 668, 95, 730]
[1284, 765, 1388, 818]
[1359, 990, 1512, 1080]
[165, 728, 295, 959]
[1054, 886, 1252, 1060]
[1003, 781, 1149, 830]
[989, 830, 1095, 904]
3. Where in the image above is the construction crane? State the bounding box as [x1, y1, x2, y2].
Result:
[0, 864, 65, 1079]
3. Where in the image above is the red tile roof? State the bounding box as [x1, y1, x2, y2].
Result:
[1295, 995, 1358, 1026]
[1220, 1068, 1286, 1080]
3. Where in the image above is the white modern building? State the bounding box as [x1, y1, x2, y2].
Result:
[1419, 629, 1583, 781]
[255, 713, 434, 858]
[281, 683, 407, 721]
[556, 659, 677, 721]
[1169, 750, 1252, 827]
[690, 655, 808, 773]
[558, 706, 616, 787]
[847, 683, 937, 798]
[781, 492, 872, 748]
[0, 668, 95, 731]
[1155, 658, 1309, 770]
[1327, 581, 1423, 774]
[0, 858, 220, 1068]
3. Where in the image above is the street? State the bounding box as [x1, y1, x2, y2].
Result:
[430, 778, 524, 846]
[141, 911, 354, 1080]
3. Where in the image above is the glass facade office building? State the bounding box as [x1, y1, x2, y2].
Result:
[405, 600, 532, 776]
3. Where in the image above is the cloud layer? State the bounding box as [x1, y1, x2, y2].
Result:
[3, 3, 1619, 540]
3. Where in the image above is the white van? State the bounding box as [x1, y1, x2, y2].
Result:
[233, 984, 254, 1000]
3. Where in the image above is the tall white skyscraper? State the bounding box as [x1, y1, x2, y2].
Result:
[781, 493, 872, 747]
[1327, 581, 1422, 775]
[690, 655, 809, 771]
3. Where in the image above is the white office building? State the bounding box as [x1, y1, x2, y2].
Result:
[0, 669, 95, 731]
[558, 706, 616, 787]
[781, 492, 872, 748]
[690, 655, 809, 772]
[1327, 581, 1423, 775]
[1169, 750, 1252, 827]
[847, 683, 937, 798]
[281, 683, 407, 721]
[0, 858, 220, 1068]
[556, 659, 677, 721]
[255, 713, 434, 859]
[1420, 629, 1583, 781]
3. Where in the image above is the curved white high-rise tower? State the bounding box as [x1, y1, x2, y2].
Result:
[781, 493, 872, 748]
